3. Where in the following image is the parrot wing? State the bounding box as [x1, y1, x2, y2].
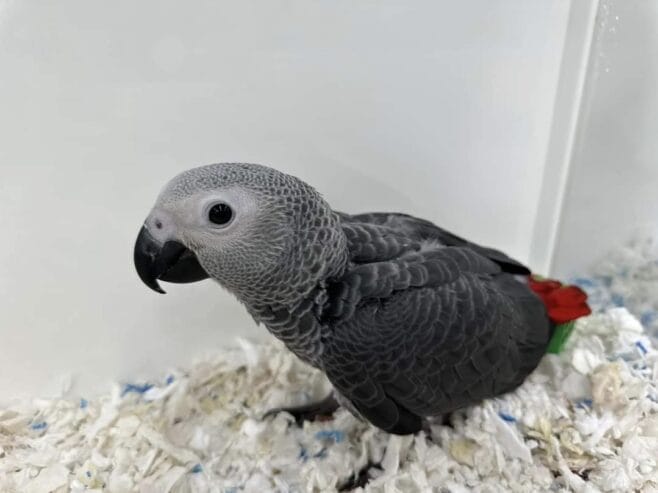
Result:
[338, 211, 530, 275]
[320, 219, 550, 435]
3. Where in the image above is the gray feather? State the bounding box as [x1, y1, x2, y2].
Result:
[142, 164, 552, 435]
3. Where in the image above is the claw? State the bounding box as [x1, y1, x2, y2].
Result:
[263, 393, 339, 426]
[338, 462, 382, 491]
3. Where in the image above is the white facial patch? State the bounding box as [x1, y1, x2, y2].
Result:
[143, 208, 178, 245]
[194, 187, 259, 233]
[147, 186, 261, 249]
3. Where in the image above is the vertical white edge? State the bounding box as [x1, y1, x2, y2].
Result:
[529, 0, 600, 275]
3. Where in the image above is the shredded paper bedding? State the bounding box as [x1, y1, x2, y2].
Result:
[1, 239, 657, 493]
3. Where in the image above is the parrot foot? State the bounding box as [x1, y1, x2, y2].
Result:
[337, 461, 382, 491]
[263, 393, 339, 426]
[338, 428, 439, 490]
[420, 412, 456, 443]
[440, 411, 455, 427]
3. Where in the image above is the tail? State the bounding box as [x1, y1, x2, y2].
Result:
[528, 275, 592, 354]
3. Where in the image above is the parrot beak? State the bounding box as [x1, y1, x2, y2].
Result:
[133, 226, 209, 294]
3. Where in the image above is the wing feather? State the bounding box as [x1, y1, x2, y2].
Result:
[339, 211, 530, 274]
[320, 218, 550, 435]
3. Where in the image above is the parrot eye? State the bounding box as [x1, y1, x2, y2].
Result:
[208, 203, 233, 226]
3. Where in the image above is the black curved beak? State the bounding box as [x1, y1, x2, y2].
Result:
[133, 226, 209, 294]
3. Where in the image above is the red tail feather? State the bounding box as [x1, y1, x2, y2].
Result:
[528, 276, 591, 324]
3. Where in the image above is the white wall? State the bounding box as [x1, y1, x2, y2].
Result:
[0, 0, 573, 400]
[552, 0, 658, 277]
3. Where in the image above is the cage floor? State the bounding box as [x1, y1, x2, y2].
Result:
[1, 239, 657, 493]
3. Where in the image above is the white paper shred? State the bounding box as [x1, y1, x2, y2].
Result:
[24, 463, 69, 493]
[575, 236, 658, 341]
[491, 409, 532, 463]
[1, 239, 657, 492]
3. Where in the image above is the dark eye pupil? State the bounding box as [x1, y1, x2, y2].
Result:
[208, 203, 233, 225]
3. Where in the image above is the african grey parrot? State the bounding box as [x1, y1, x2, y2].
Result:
[134, 163, 587, 435]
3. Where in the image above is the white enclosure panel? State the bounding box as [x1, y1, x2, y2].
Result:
[528, 0, 599, 275]
[552, 0, 658, 277]
[0, 0, 572, 400]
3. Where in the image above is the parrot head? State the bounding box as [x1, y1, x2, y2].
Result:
[134, 163, 347, 306]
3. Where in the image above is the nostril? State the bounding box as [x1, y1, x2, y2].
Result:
[155, 220, 163, 229]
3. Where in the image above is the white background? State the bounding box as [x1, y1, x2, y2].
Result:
[0, 0, 579, 400]
[552, 0, 658, 276]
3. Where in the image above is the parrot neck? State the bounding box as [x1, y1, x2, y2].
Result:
[217, 206, 349, 365]
[245, 284, 333, 368]
[242, 219, 350, 365]
[233, 209, 350, 307]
